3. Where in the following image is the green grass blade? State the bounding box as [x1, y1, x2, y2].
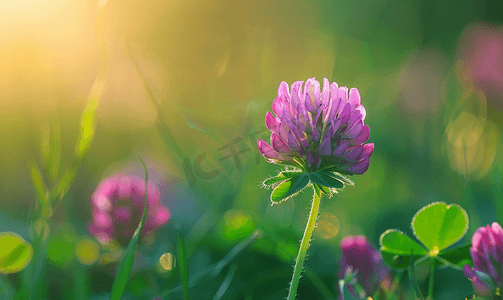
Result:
[75, 0, 109, 159]
[109, 156, 149, 300]
[212, 264, 237, 300]
[47, 120, 61, 184]
[53, 161, 79, 202]
[29, 161, 48, 206]
[53, 0, 109, 204]
[177, 229, 189, 300]
[163, 230, 261, 297]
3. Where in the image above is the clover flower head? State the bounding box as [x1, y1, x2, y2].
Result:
[88, 174, 171, 245]
[258, 78, 373, 174]
[464, 222, 503, 296]
[338, 235, 391, 298]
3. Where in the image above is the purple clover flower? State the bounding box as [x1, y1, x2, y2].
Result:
[463, 222, 503, 296]
[257, 78, 373, 174]
[339, 235, 391, 298]
[88, 174, 171, 245]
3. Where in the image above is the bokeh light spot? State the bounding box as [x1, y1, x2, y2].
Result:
[75, 239, 100, 265]
[224, 209, 249, 230]
[47, 234, 76, 268]
[159, 253, 174, 271]
[315, 212, 340, 239]
[222, 209, 255, 242]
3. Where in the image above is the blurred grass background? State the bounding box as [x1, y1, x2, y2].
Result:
[1, 0, 503, 299]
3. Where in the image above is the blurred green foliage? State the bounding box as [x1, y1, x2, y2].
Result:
[0, 0, 503, 299]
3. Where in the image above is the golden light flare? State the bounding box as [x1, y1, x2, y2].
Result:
[315, 212, 340, 239]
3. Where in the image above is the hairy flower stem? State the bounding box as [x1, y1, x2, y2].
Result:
[287, 184, 322, 300]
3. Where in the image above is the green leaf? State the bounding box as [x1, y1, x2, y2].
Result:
[379, 229, 428, 269]
[177, 230, 189, 300]
[331, 172, 354, 186]
[319, 169, 354, 185]
[53, 163, 79, 201]
[318, 184, 331, 197]
[270, 174, 309, 203]
[412, 202, 468, 253]
[309, 172, 344, 189]
[263, 171, 302, 187]
[435, 244, 471, 269]
[109, 156, 149, 300]
[0, 232, 33, 274]
[29, 161, 47, 205]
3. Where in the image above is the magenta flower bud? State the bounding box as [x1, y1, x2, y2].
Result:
[338, 235, 391, 298]
[258, 78, 373, 174]
[464, 222, 503, 295]
[463, 264, 491, 296]
[87, 174, 171, 245]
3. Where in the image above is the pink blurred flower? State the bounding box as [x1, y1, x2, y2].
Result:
[463, 222, 503, 296]
[257, 78, 373, 174]
[338, 235, 391, 298]
[88, 174, 171, 245]
[457, 24, 503, 103]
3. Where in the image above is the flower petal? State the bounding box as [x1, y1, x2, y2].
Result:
[350, 125, 370, 145]
[349, 87, 361, 110]
[287, 131, 300, 151]
[318, 135, 332, 156]
[344, 120, 364, 139]
[346, 157, 370, 174]
[304, 78, 319, 113]
[277, 81, 290, 100]
[333, 139, 349, 157]
[362, 143, 374, 158]
[338, 102, 352, 122]
[463, 264, 491, 296]
[491, 222, 503, 263]
[325, 88, 341, 124]
[272, 97, 283, 117]
[321, 78, 330, 108]
[265, 111, 279, 133]
[271, 132, 290, 153]
[290, 81, 304, 109]
[356, 104, 367, 121]
[258, 139, 283, 162]
[343, 145, 364, 161]
[338, 87, 348, 107]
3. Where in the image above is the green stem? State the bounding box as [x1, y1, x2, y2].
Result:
[428, 258, 435, 299]
[287, 184, 322, 300]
